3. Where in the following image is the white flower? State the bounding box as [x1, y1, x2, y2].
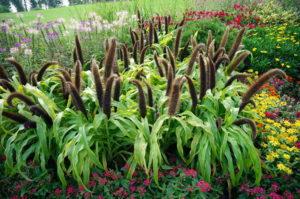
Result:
[36, 13, 43, 18]
[10, 47, 19, 54]
[27, 28, 39, 35]
[56, 18, 65, 23]
[24, 49, 32, 56]
[88, 12, 98, 18]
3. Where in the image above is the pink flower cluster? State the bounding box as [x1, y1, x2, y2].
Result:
[196, 180, 211, 192]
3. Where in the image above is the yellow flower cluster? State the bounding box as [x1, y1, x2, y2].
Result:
[253, 90, 300, 175]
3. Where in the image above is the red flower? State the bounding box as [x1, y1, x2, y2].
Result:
[144, 179, 151, 186]
[283, 191, 294, 199]
[183, 168, 197, 178]
[269, 192, 283, 199]
[265, 112, 277, 119]
[137, 186, 146, 196]
[247, 23, 256, 29]
[271, 182, 279, 192]
[113, 187, 128, 197]
[97, 195, 104, 199]
[66, 185, 75, 195]
[130, 185, 136, 192]
[196, 180, 211, 192]
[248, 187, 265, 196]
[54, 188, 62, 196]
[88, 180, 96, 188]
[10, 196, 18, 199]
[296, 112, 300, 118]
[30, 188, 37, 194]
[83, 192, 91, 199]
[98, 177, 107, 185]
[122, 163, 130, 171]
[79, 185, 85, 192]
[295, 142, 300, 149]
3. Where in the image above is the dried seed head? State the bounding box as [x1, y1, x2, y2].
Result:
[154, 52, 164, 77]
[104, 39, 117, 81]
[133, 42, 139, 64]
[208, 57, 216, 89]
[74, 60, 82, 92]
[140, 31, 144, 51]
[140, 45, 149, 64]
[131, 79, 147, 118]
[159, 58, 169, 76]
[179, 39, 190, 61]
[122, 45, 130, 71]
[0, 64, 9, 80]
[37, 61, 58, 81]
[30, 72, 38, 86]
[186, 44, 202, 75]
[226, 51, 251, 75]
[199, 55, 207, 100]
[215, 54, 230, 69]
[178, 17, 185, 27]
[73, 47, 77, 63]
[7, 92, 35, 107]
[228, 27, 246, 60]
[135, 70, 146, 80]
[0, 79, 15, 92]
[57, 75, 68, 99]
[103, 75, 116, 119]
[168, 77, 184, 116]
[207, 39, 215, 59]
[184, 75, 198, 112]
[206, 30, 213, 52]
[91, 59, 103, 108]
[75, 34, 84, 65]
[29, 105, 53, 125]
[205, 57, 211, 90]
[113, 77, 121, 112]
[154, 27, 159, 43]
[130, 28, 137, 45]
[148, 21, 154, 46]
[174, 27, 183, 58]
[2, 111, 32, 124]
[66, 82, 87, 118]
[164, 16, 169, 34]
[144, 81, 154, 107]
[224, 73, 251, 88]
[234, 118, 257, 139]
[158, 15, 162, 32]
[213, 47, 226, 62]
[166, 46, 176, 75]
[6, 58, 27, 85]
[219, 27, 230, 49]
[59, 69, 72, 82]
[166, 64, 174, 96]
[240, 69, 286, 112]
[190, 35, 198, 49]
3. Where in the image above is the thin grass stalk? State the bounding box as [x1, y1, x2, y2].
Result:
[91, 59, 103, 108]
[131, 79, 147, 118]
[66, 82, 87, 118]
[228, 28, 246, 60]
[36, 61, 58, 81]
[75, 35, 84, 65]
[130, 28, 137, 45]
[174, 27, 183, 58]
[7, 92, 35, 107]
[226, 51, 251, 75]
[0, 79, 15, 92]
[6, 58, 27, 85]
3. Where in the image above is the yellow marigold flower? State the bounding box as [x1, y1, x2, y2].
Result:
[283, 154, 290, 160]
[273, 122, 281, 128]
[285, 168, 293, 175]
[277, 163, 286, 170]
[287, 129, 296, 134]
[283, 120, 291, 127]
[261, 143, 268, 148]
[252, 48, 257, 52]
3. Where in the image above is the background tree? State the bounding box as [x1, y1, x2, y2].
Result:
[30, 0, 38, 9]
[0, 0, 10, 13]
[10, 0, 25, 12]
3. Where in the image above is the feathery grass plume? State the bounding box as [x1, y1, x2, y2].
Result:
[208, 57, 216, 89]
[103, 75, 116, 119]
[122, 45, 130, 71]
[6, 58, 27, 85]
[216, 117, 223, 130]
[75, 34, 84, 65]
[73, 47, 77, 63]
[186, 44, 202, 75]
[140, 45, 149, 64]
[59, 69, 72, 82]
[219, 27, 230, 49]
[68, 68, 72, 76]
[215, 54, 230, 69]
[228, 27, 246, 60]
[174, 27, 183, 58]
[104, 38, 116, 81]
[130, 28, 137, 45]
[91, 59, 103, 108]
[154, 27, 159, 43]
[226, 51, 251, 75]
[36, 61, 58, 81]
[166, 47, 176, 75]
[131, 79, 147, 118]
[7, 92, 35, 107]
[190, 35, 197, 49]
[29, 105, 53, 125]
[139, 31, 144, 51]
[224, 73, 251, 88]
[164, 16, 169, 34]
[154, 52, 164, 77]
[57, 75, 68, 99]
[133, 42, 139, 64]
[166, 64, 174, 96]
[179, 39, 190, 61]
[213, 47, 226, 62]
[163, 46, 167, 59]
[234, 118, 257, 139]
[104, 38, 109, 53]
[206, 30, 213, 52]
[113, 77, 121, 112]
[74, 60, 82, 92]
[66, 82, 87, 118]
[0, 64, 9, 80]
[240, 69, 286, 112]
[0, 79, 15, 92]
[144, 81, 153, 107]
[148, 21, 154, 46]
[168, 77, 184, 116]
[2, 111, 35, 127]
[199, 55, 207, 100]
[207, 39, 215, 59]
[184, 75, 198, 112]
[29, 72, 38, 86]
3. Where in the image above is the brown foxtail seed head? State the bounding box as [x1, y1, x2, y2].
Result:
[7, 92, 35, 107]
[219, 27, 230, 49]
[66, 82, 87, 118]
[226, 50, 251, 75]
[205, 57, 211, 90]
[166, 47, 176, 75]
[213, 47, 226, 62]
[0, 79, 15, 92]
[186, 44, 202, 75]
[224, 73, 251, 88]
[168, 77, 184, 116]
[113, 77, 121, 105]
[234, 118, 257, 139]
[154, 27, 159, 43]
[2, 111, 32, 124]
[240, 69, 286, 112]
[206, 30, 213, 52]
[0, 64, 9, 80]
[215, 54, 230, 69]
[199, 54, 207, 100]
[104, 39, 117, 80]
[140, 45, 149, 64]
[166, 64, 174, 96]
[148, 22, 154, 46]
[57, 75, 68, 99]
[174, 27, 183, 58]
[228, 27, 246, 60]
[158, 15, 162, 32]
[6, 58, 27, 85]
[178, 17, 185, 27]
[184, 75, 198, 112]
[122, 45, 130, 71]
[208, 57, 216, 89]
[75, 34, 84, 64]
[179, 39, 190, 61]
[73, 47, 77, 63]
[144, 81, 154, 107]
[103, 75, 117, 119]
[154, 52, 164, 77]
[130, 28, 137, 45]
[131, 79, 147, 118]
[30, 72, 38, 86]
[91, 59, 103, 108]
[133, 42, 139, 64]
[37, 61, 58, 81]
[59, 69, 72, 82]
[74, 60, 82, 92]
[207, 39, 215, 59]
[164, 16, 169, 34]
[29, 105, 53, 125]
[140, 31, 144, 51]
[159, 58, 169, 76]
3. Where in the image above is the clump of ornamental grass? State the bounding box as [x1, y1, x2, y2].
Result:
[131, 79, 147, 118]
[29, 105, 53, 126]
[239, 69, 286, 112]
[36, 61, 58, 81]
[66, 82, 87, 118]
[6, 58, 27, 85]
[234, 118, 257, 139]
[91, 59, 103, 108]
[228, 28, 246, 60]
[0, 79, 15, 92]
[6, 92, 35, 107]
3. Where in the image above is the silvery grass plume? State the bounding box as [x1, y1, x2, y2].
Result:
[75, 35, 84, 65]
[7, 92, 35, 107]
[186, 44, 203, 75]
[104, 39, 117, 81]
[213, 47, 226, 62]
[234, 118, 257, 140]
[6, 58, 27, 85]
[91, 59, 103, 108]
[0, 79, 15, 92]
[166, 64, 174, 96]
[166, 47, 176, 75]
[174, 27, 183, 58]
[215, 54, 230, 69]
[140, 45, 149, 64]
[0, 64, 9, 80]
[148, 21, 154, 46]
[154, 52, 164, 77]
[226, 50, 251, 75]
[74, 60, 82, 92]
[239, 69, 286, 112]
[219, 27, 230, 50]
[224, 73, 251, 88]
[133, 42, 139, 64]
[184, 75, 198, 112]
[179, 39, 190, 61]
[144, 81, 154, 107]
[168, 77, 184, 116]
[228, 27, 246, 60]
[131, 79, 147, 118]
[36, 61, 58, 81]
[2, 111, 35, 128]
[29, 105, 53, 126]
[103, 75, 117, 119]
[59, 69, 72, 82]
[199, 54, 207, 100]
[122, 45, 130, 71]
[66, 82, 87, 118]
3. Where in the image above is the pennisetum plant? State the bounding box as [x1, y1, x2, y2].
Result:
[179, 39, 190, 61]
[59, 69, 72, 82]
[104, 39, 117, 81]
[148, 21, 154, 46]
[103, 75, 117, 119]
[224, 73, 251, 88]
[57, 75, 68, 99]
[29, 71, 38, 86]
[166, 64, 174, 96]
[184, 75, 198, 112]
[29, 105, 53, 125]
[215, 54, 230, 69]
[154, 52, 164, 77]
[144, 81, 154, 107]
[228, 27, 246, 60]
[73, 60, 82, 92]
[75, 35, 84, 65]
[186, 44, 203, 75]
[66, 82, 88, 118]
[213, 47, 226, 62]
[168, 77, 184, 116]
[166, 47, 176, 75]
[131, 79, 147, 118]
[139, 31, 144, 51]
[234, 118, 257, 139]
[173, 27, 183, 58]
[2, 111, 35, 127]
[0, 64, 9, 80]
[164, 16, 169, 34]
[226, 50, 251, 75]
[113, 78, 121, 112]
[140, 45, 149, 64]
[133, 42, 139, 64]
[206, 30, 213, 52]
[36, 61, 58, 81]
[6, 58, 27, 85]
[122, 45, 130, 71]
[208, 57, 216, 89]
[199, 54, 207, 100]
[218, 27, 230, 50]
[0, 79, 15, 92]
[91, 59, 103, 108]
[7, 92, 35, 107]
